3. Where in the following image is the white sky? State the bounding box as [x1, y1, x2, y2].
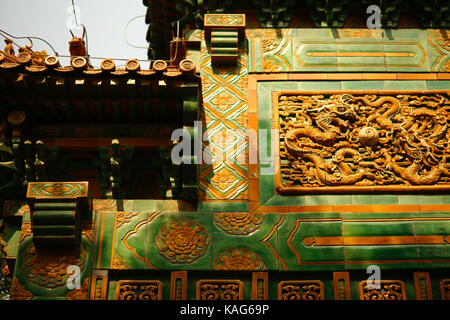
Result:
[0, 0, 151, 68]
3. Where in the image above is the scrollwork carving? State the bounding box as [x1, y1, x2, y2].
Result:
[360, 280, 406, 300]
[116, 280, 162, 300]
[278, 281, 324, 300]
[197, 280, 243, 300]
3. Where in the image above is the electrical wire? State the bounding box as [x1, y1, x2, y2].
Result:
[70, 0, 89, 59]
[124, 15, 148, 49]
[169, 21, 180, 63]
[0, 29, 58, 55]
[71, 0, 79, 27]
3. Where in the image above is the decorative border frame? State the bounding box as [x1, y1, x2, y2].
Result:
[248, 73, 450, 213]
[272, 89, 450, 194]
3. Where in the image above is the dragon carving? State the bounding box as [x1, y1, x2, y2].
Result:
[280, 93, 450, 190]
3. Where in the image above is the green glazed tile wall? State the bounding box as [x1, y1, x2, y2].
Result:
[88, 211, 450, 272]
[248, 28, 450, 72]
[257, 80, 450, 208]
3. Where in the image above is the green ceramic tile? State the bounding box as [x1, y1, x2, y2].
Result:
[414, 217, 450, 265]
[262, 39, 293, 72]
[297, 81, 341, 90]
[252, 38, 263, 72]
[412, 211, 450, 218]
[384, 38, 431, 72]
[256, 84, 272, 120]
[351, 194, 398, 205]
[304, 195, 352, 206]
[336, 41, 385, 72]
[343, 217, 418, 269]
[145, 212, 213, 270]
[260, 81, 298, 92]
[293, 40, 339, 72]
[262, 194, 304, 207]
[426, 80, 450, 90]
[1, 225, 21, 258]
[444, 195, 450, 204]
[343, 221, 414, 237]
[344, 246, 418, 267]
[95, 211, 116, 269]
[277, 214, 345, 271]
[398, 194, 444, 205]
[384, 29, 424, 40]
[341, 80, 385, 90]
[113, 211, 149, 270]
[342, 212, 412, 220]
[414, 219, 450, 236]
[383, 80, 428, 90]
[197, 201, 249, 212]
[258, 173, 275, 205]
[212, 213, 280, 271]
[292, 28, 335, 40]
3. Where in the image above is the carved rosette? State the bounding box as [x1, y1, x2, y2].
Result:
[360, 280, 406, 300]
[214, 212, 264, 235]
[155, 219, 210, 264]
[22, 242, 86, 288]
[116, 281, 162, 300]
[278, 281, 324, 300]
[213, 248, 266, 271]
[197, 280, 243, 300]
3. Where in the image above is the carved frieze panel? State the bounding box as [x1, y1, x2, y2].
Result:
[278, 280, 324, 300]
[359, 280, 406, 300]
[196, 280, 243, 300]
[275, 91, 450, 193]
[440, 279, 450, 300]
[115, 280, 162, 300]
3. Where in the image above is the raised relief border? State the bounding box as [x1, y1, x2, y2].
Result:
[274, 90, 450, 194]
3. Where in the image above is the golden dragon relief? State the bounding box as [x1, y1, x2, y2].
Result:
[277, 92, 450, 193]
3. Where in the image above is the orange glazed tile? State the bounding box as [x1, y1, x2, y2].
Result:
[419, 204, 450, 212]
[397, 73, 436, 80]
[437, 73, 450, 79]
[327, 73, 362, 80]
[361, 73, 396, 80]
[288, 73, 328, 80]
[372, 205, 420, 213]
[248, 89, 258, 114]
[259, 73, 288, 80]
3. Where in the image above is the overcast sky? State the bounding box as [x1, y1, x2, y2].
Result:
[0, 0, 150, 68]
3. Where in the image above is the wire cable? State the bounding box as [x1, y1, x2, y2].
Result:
[124, 15, 148, 49]
[70, 0, 89, 58]
[0, 29, 58, 55]
[169, 21, 180, 63]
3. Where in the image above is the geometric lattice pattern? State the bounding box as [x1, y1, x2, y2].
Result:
[199, 32, 249, 200]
